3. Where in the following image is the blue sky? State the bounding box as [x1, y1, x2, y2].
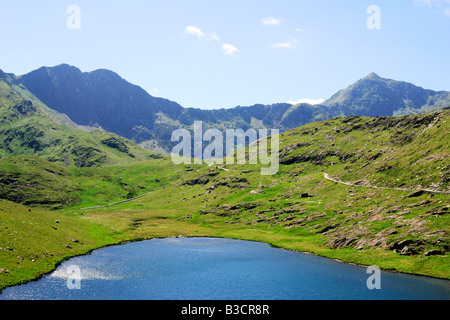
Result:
[0, 0, 449, 109]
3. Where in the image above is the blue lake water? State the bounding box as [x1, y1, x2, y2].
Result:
[0, 237, 448, 300]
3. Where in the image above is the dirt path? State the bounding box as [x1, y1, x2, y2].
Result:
[80, 191, 154, 210]
[322, 173, 450, 195]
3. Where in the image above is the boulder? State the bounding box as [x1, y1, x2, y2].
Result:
[301, 193, 311, 198]
[399, 246, 418, 256]
[316, 225, 336, 234]
[249, 189, 265, 195]
[406, 190, 425, 198]
[423, 249, 444, 256]
[388, 239, 423, 251]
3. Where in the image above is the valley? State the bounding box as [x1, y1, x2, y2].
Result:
[1, 111, 449, 291]
[0, 65, 449, 293]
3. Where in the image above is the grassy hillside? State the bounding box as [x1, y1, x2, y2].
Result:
[0, 75, 157, 167]
[127, 111, 449, 271]
[1, 111, 449, 292]
[279, 112, 449, 192]
[0, 199, 119, 289]
[0, 155, 187, 209]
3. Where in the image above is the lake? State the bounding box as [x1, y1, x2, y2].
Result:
[0, 237, 448, 300]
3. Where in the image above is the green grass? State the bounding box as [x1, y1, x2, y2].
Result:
[0, 199, 119, 289]
[0, 155, 188, 209]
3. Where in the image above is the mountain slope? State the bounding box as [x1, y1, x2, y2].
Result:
[322, 73, 450, 117]
[17, 64, 184, 141]
[157, 109, 449, 268]
[16, 64, 450, 154]
[0, 154, 184, 209]
[0, 69, 156, 167]
[17, 65, 299, 152]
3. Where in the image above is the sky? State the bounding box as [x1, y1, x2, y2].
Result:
[0, 0, 449, 109]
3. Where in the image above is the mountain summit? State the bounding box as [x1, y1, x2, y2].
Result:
[364, 72, 381, 79]
[322, 73, 450, 117]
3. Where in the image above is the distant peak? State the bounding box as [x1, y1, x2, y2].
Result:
[53, 63, 81, 70]
[39, 64, 82, 75]
[55, 63, 71, 68]
[87, 68, 123, 81]
[365, 72, 381, 79]
[90, 68, 119, 76]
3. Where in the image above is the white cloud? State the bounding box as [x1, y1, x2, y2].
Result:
[185, 26, 204, 38]
[185, 26, 220, 41]
[286, 98, 325, 105]
[414, 0, 450, 16]
[262, 17, 282, 26]
[207, 32, 220, 41]
[270, 38, 299, 49]
[414, 0, 450, 6]
[222, 44, 239, 55]
[185, 26, 237, 55]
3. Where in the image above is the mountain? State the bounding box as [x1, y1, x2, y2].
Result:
[17, 64, 185, 142]
[17, 65, 306, 152]
[0, 68, 157, 167]
[322, 72, 450, 117]
[16, 65, 450, 154]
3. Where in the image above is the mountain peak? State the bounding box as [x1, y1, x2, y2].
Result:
[321, 73, 450, 116]
[88, 68, 123, 80]
[45, 64, 123, 82]
[364, 72, 381, 80]
[50, 63, 82, 73]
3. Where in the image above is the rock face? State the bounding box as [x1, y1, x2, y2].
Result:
[182, 176, 210, 186]
[325, 223, 449, 256]
[399, 246, 418, 256]
[319, 197, 450, 256]
[316, 225, 337, 234]
[18, 64, 173, 143]
[187, 175, 249, 189]
[424, 249, 444, 256]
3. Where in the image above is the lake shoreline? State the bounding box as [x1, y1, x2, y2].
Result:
[1, 235, 448, 297]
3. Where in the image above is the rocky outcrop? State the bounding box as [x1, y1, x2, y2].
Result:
[279, 149, 354, 166]
[182, 176, 210, 186]
[101, 137, 135, 158]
